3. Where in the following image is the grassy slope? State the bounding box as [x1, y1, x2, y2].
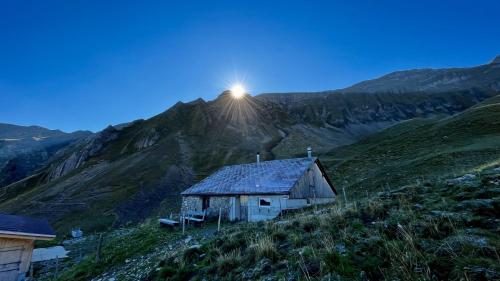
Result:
[51, 170, 500, 281]
[322, 96, 500, 197]
[48, 96, 500, 281]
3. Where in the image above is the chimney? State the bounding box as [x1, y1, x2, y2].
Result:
[256, 152, 260, 163]
[307, 147, 312, 158]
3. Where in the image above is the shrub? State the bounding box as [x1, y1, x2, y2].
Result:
[157, 264, 194, 281]
[323, 251, 355, 276]
[271, 229, 288, 242]
[158, 265, 176, 279]
[302, 220, 318, 233]
[182, 246, 202, 263]
[217, 250, 241, 274]
[289, 233, 303, 247]
[250, 236, 279, 261]
[221, 236, 246, 252]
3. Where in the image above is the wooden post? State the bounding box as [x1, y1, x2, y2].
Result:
[342, 187, 347, 205]
[313, 189, 318, 213]
[182, 213, 185, 235]
[54, 256, 59, 278]
[279, 199, 282, 219]
[96, 233, 103, 263]
[169, 212, 172, 219]
[217, 207, 222, 232]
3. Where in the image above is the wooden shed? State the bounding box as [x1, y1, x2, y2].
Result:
[181, 152, 337, 222]
[0, 214, 55, 281]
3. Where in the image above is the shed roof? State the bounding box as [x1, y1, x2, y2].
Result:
[182, 157, 335, 196]
[0, 213, 55, 240]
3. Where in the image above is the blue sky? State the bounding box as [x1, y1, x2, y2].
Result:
[1, 0, 499, 132]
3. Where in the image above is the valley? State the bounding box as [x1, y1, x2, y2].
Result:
[0, 59, 499, 234]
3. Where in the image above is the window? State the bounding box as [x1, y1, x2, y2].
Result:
[202, 197, 210, 210]
[259, 197, 271, 207]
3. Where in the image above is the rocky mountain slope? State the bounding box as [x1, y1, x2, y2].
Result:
[340, 55, 500, 94]
[1, 59, 498, 233]
[0, 123, 91, 187]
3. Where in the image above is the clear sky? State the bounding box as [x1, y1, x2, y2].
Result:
[1, 0, 499, 132]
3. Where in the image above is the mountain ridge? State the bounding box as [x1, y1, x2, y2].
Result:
[1, 59, 499, 232]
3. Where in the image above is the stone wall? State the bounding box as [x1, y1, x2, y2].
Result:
[181, 196, 202, 213]
[181, 196, 232, 219]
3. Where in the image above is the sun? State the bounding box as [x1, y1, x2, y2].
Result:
[230, 83, 246, 99]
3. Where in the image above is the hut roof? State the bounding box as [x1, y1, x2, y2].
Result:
[182, 157, 335, 196]
[0, 213, 55, 240]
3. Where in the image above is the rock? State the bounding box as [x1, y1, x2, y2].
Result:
[242, 258, 272, 279]
[445, 234, 488, 248]
[466, 266, 500, 279]
[413, 203, 424, 210]
[429, 210, 462, 219]
[456, 199, 497, 216]
[446, 174, 477, 187]
[189, 244, 201, 249]
[335, 243, 347, 255]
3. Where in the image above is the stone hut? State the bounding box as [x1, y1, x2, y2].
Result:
[181, 152, 337, 222]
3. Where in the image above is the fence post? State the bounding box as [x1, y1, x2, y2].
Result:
[54, 256, 59, 278]
[95, 233, 103, 263]
[182, 212, 185, 235]
[217, 207, 222, 232]
[279, 199, 282, 219]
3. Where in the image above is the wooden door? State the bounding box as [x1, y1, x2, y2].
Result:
[0, 245, 24, 281]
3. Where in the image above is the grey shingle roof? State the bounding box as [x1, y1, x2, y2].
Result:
[182, 157, 319, 196]
[0, 213, 55, 238]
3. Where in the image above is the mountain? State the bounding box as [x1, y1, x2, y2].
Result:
[257, 57, 500, 150]
[0, 124, 92, 187]
[0, 59, 499, 233]
[340, 56, 500, 94]
[322, 94, 500, 196]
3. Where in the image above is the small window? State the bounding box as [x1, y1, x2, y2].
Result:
[259, 198, 271, 207]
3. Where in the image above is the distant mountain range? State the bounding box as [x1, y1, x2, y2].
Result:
[0, 124, 91, 187]
[0, 57, 498, 232]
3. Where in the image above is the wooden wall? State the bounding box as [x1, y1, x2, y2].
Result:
[0, 237, 34, 281]
[289, 162, 336, 199]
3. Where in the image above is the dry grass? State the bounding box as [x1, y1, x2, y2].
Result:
[249, 235, 279, 261]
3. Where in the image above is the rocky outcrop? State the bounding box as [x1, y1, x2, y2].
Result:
[48, 126, 119, 180]
[0, 124, 91, 187]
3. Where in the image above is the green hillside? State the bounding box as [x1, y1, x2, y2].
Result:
[323, 95, 500, 197]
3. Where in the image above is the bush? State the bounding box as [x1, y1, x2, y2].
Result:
[182, 247, 202, 263]
[289, 233, 303, 247]
[158, 265, 176, 279]
[302, 220, 318, 233]
[299, 246, 321, 277]
[271, 229, 288, 242]
[250, 236, 279, 261]
[217, 250, 241, 274]
[323, 251, 355, 276]
[157, 264, 194, 281]
[221, 237, 246, 252]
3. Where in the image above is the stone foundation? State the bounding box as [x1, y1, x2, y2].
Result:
[181, 196, 232, 219]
